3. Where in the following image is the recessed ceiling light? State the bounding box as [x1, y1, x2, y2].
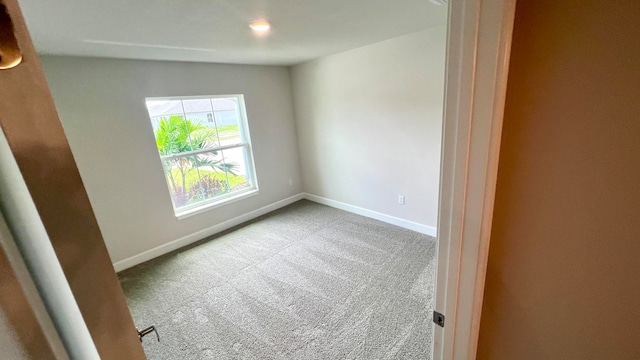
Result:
[249, 20, 271, 32]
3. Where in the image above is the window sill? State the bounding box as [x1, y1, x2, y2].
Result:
[174, 188, 259, 220]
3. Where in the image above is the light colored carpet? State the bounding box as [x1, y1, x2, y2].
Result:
[118, 200, 437, 359]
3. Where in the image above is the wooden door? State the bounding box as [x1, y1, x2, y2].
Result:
[0, 0, 146, 358]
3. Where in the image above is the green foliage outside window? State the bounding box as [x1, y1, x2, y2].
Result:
[155, 116, 242, 207]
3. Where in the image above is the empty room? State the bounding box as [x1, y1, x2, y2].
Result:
[4, 1, 639, 359]
[1, 0, 448, 359]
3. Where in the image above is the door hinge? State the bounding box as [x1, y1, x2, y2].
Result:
[433, 310, 445, 327]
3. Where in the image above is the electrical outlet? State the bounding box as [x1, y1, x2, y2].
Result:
[398, 195, 405, 205]
[288, 178, 293, 186]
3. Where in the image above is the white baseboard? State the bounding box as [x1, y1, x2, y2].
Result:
[303, 193, 437, 237]
[113, 192, 436, 272]
[112, 193, 305, 272]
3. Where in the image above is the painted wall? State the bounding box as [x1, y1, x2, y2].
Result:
[478, 1, 640, 359]
[40, 56, 303, 264]
[291, 28, 446, 229]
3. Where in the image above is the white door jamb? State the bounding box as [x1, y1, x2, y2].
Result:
[432, 0, 517, 359]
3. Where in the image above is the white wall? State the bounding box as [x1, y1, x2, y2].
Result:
[291, 27, 446, 229]
[40, 56, 303, 264]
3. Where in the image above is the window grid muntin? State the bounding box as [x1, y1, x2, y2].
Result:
[161, 145, 253, 212]
[146, 95, 257, 214]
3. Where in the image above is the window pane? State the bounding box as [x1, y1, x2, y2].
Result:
[156, 113, 220, 154]
[221, 148, 251, 191]
[147, 100, 184, 132]
[181, 99, 220, 148]
[212, 98, 242, 145]
[163, 156, 201, 208]
[146, 100, 220, 154]
[147, 100, 184, 124]
[185, 114, 220, 150]
[181, 98, 213, 115]
[193, 151, 231, 200]
[151, 114, 192, 155]
[146, 95, 256, 213]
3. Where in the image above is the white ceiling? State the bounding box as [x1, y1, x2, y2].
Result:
[18, 0, 447, 66]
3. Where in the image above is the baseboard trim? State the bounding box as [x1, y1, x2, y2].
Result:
[112, 193, 305, 272]
[113, 192, 436, 271]
[303, 193, 437, 237]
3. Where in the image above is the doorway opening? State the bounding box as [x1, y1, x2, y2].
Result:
[1, 0, 528, 358]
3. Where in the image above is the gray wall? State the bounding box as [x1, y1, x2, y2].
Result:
[291, 28, 446, 228]
[41, 56, 303, 264]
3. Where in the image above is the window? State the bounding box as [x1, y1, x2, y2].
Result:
[145, 95, 258, 216]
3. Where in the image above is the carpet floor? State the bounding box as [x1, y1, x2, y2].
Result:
[118, 200, 437, 359]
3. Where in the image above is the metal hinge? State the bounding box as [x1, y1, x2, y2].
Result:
[433, 311, 445, 327]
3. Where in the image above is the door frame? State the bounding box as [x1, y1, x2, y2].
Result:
[0, 0, 146, 358]
[1, 0, 518, 357]
[433, 0, 517, 358]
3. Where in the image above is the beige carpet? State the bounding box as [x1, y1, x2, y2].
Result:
[118, 200, 437, 359]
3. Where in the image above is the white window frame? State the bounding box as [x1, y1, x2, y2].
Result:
[145, 94, 259, 219]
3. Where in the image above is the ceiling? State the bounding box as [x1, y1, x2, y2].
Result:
[18, 0, 448, 66]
